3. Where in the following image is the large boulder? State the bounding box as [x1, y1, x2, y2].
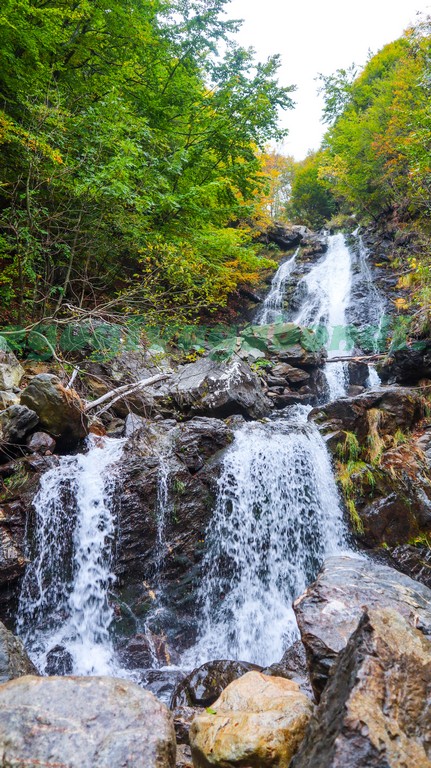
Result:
[21, 373, 88, 447]
[153, 358, 271, 420]
[0, 675, 176, 767]
[294, 555, 431, 699]
[310, 387, 425, 446]
[379, 340, 431, 385]
[113, 417, 234, 655]
[0, 622, 37, 683]
[190, 671, 313, 768]
[291, 608, 431, 768]
[0, 342, 24, 391]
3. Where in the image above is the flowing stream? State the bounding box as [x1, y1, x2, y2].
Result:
[17, 230, 385, 679]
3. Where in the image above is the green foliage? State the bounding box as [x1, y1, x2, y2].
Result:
[0, 0, 295, 323]
[284, 152, 336, 229]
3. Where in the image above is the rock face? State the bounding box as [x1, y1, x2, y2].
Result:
[190, 671, 313, 768]
[0, 675, 176, 768]
[21, 373, 88, 447]
[170, 659, 261, 709]
[294, 555, 431, 699]
[291, 608, 431, 768]
[379, 340, 431, 385]
[0, 621, 38, 683]
[390, 543, 431, 589]
[0, 343, 24, 391]
[159, 358, 271, 420]
[113, 416, 234, 653]
[310, 387, 425, 446]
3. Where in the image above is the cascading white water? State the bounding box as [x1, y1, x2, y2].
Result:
[294, 233, 353, 399]
[354, 231, 387, 387]
[17, 435, 125, 676]
[186, 407, 347, 667]
[257, 249, 298, 325]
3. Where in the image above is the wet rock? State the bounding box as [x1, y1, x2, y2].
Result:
[259, 223, 303, 250]
[21, 373, 88, 448]
[0, 676, 176, 767]
[26, 431, 56, 455]
[291, 608, 431, 768]
[157, 358, 271, 420]
[0, 621, 38, 682]
[45, 644, 73, 675]
[173, 706, 202, 745]
[346, 360, 370, 387]
[0, 405, 39, 451]
[190, 671, 313, 768]
[294, 555, 431, 699]
[380, 340, 431, 385]
[0, 343, 24, 391]
[272, 362, 310, 384]
[117, 632, 172, 668]
[390, 543, 431, 589]
[174, 417, 232, 472]
[310, 386, 425, 444]
[176, 744, 193, 768]
[170, 659, 262, 709]
[114, 417, 233, 653]
[262, 640, 314, 699]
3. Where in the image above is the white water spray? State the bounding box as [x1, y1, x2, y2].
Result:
[294, 233, 353, 399]
[257, 249, 298, 325]
[18, 435, 125, 676]
[186, 408, 347, 666]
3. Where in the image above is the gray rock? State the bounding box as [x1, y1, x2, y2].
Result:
[21, 373, 88, 447]
[0, 343, 24, 391]
[0, 391, 19, 410]
[26, 431, 56, 454]
[291, 608, 431, 768]
[0, 675, 176, 768]
[169, 358, 271, 420]
[0, 621, 37, 683]
[0, 405, 39, 446]
[294, 555, 431, 699]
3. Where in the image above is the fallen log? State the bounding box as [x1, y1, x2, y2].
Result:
[84, 373, 171, 413]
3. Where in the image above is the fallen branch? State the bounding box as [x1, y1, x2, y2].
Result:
[326, 354, 386, 364]
[84, 373, 171, 413]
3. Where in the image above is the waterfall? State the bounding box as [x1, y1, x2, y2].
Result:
[354, 232, 386, 386]
[257, 249, 298, 325]
[17, 435, 125, 676]
[293, 233, 353, 399]
[185, 407, 347, 667]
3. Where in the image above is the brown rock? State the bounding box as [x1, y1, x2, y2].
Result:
[294, 555, 431, 700]
[21, 373, 88, 448]
[190, 671, 313, 768]
[291, 608, 431, 768]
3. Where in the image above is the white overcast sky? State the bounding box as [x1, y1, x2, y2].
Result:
[226, 0, 431, 159]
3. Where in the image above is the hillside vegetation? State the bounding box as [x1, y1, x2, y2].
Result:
[0, 0, 294, 327]
[286, 16, 431, 333]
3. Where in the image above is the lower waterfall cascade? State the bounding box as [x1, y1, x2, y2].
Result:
[184, 406, 347, 667]
[17, 230, 385, 680]
[17, 435, 125, 676]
